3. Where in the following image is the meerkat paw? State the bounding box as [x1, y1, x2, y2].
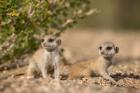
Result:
[108, 78, 117, 84]
[81, 77, 91, 84]
[26, 75, 35, 79]
[102, 76, 116, 84]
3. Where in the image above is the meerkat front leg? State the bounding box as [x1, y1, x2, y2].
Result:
[54, 63, 60, 80]
[27, 60, 36, 79]
[53, 56, 60, 80]
[99, 69, 116, 83]
[39, 63, 48, 78]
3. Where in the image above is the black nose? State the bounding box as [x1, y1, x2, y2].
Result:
[48, 38, 54, 42]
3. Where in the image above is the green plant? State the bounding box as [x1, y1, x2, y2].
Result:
[0, 0, 94, 63]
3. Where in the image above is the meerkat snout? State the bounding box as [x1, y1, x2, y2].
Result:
[98, 42, 119, 58]
[41, 35, 61, 52]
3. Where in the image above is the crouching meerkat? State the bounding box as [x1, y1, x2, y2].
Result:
[68, 41, 119, 83]
[27, 35, 62, 79]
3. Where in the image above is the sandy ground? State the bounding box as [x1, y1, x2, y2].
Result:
[0, 29, 140, 93]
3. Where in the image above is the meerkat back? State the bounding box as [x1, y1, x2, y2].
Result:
[68, 60, 94, 79]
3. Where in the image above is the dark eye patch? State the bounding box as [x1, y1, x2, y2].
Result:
[41, 38, 44, 42]
[106, 46, 112, 50]
[48, 38, 54, 42]
[99, 46, 102, 50]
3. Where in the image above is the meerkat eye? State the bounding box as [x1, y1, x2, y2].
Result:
[48, 38, 54, 42]
[61, 48, 64, 52]
[106, 46, 112, 50]
[99, 46, 102, 50]
[41, 38, 44, 42]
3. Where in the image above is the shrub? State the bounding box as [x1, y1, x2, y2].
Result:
[0, 0, 94, 63]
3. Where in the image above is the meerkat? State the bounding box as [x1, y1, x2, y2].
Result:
[27, 35, 62, 79]
[68, 41, 119, 83]
[0, 46, 72, 80]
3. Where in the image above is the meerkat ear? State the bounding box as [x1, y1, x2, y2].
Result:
[57, 39, 61, 45]
[115, 46, 119, 53]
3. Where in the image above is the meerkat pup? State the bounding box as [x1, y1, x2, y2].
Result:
[68, 41, 119, 83]
[27, 35, 61, 79]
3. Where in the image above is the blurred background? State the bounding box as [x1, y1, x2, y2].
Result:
[77, 0, 140, 30]
[61, 0, 140, 61]
[0, 1, 140, 92]
[1, 0, 140, 63]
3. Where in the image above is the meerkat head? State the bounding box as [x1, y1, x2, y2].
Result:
[98, 41, 119, 59]
[41, 35, 61, 52]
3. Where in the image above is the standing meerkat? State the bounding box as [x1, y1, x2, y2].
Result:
[68, 41, 119, 83]
[27, 35, 61, 79]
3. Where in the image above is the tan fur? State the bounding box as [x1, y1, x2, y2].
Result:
[27, 48, 47, 78]
[27, 35, 61, 79]
[58, 48, 73, 79]
[67, 41, 119, 83]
